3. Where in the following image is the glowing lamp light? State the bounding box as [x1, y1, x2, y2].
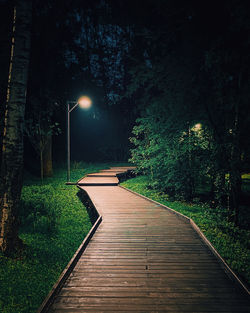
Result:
[78, 96, 92, 109]
[192, 123, 202, 131]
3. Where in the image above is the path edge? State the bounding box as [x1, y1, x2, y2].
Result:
[119, 184, 250, 296]
[37, 206, 102, 313]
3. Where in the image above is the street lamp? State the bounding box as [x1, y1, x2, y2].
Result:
[67, 96, 92, 183]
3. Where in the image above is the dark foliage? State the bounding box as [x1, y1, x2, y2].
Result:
[125, 0, 250, 225]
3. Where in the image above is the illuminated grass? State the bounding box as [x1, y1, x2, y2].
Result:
[0, 163, 130, 313]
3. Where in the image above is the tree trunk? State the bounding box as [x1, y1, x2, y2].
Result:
[186, 124, 195, 201]
[212, 169, 226, 209]
[227, 132, 242, 225]
[210, 140, 227, 209]
[228, 167, 241, 225]
[43, 134, 53, 177]
[40, 148, 43, 181]
[0, 3, 12, 165]
[0, 0, 32, 255]
[227, 88, 242, 226]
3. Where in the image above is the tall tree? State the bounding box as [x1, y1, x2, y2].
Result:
[25, 103, 60, 180]
[0, 0, 32, 254]
[0, 1, 12, 166]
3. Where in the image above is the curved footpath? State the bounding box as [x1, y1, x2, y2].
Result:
[45, 167, 249, 313]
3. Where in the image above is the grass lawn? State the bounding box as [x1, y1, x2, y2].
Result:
[0, 162, 129, 313]
[121, 175, 250, 287]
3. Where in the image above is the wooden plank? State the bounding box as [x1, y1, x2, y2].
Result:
[52, 296, 249, 306]
[50, 308, 250, 313]
[78, 176, 119, 186]
[64, 279, 236, 288]
[51, 308, 250, 313]
[52, 302, 250, 313]
[58, 290, 244, 299]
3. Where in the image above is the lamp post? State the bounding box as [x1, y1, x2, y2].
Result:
[67, 96, 92, 183]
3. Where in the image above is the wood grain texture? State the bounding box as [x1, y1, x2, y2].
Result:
[48, 167, 249, 313]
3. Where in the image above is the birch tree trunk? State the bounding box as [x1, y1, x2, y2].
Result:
[43, 134, 53, 177]
[227, 97, 242, 225]
[0, 0, 32, 254]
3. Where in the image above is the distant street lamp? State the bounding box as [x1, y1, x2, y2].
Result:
[67, 96, 92, 183]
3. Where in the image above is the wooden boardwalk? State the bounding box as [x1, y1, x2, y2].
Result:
[48, 167, 249, 313]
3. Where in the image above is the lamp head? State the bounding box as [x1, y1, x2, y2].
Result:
[77, 96, 92, 109]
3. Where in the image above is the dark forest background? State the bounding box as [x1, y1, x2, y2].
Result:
[1, 0, 250, 233]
